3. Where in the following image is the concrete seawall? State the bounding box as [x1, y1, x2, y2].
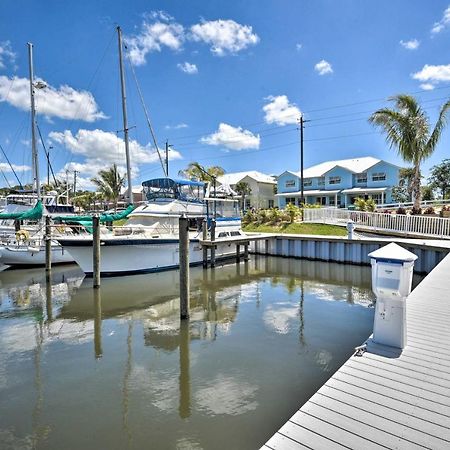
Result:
[249, 234, 449, 274]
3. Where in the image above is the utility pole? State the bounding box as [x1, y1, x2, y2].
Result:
[117, 26, 133, 204]
[28, 43, 41, 201]
[73, 170, 79, 194]
[299, 116, 304, 206]
[165, 140, 169, 177]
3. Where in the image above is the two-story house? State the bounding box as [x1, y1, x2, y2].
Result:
[218, 171, 276, 209]
[276, 156, 400, 208]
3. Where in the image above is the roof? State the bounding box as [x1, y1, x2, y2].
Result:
[368, 242, 418, 262]
[218, 171, 276, 185]
[286, 156, 389, 178]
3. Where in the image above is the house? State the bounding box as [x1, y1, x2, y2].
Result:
[218, 171, 277, 209]
[276, 156, 400, 208]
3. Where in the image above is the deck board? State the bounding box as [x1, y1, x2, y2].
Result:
[263, 252, 450, 449]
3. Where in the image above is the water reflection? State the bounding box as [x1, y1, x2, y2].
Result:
[0, 257, 418, 450]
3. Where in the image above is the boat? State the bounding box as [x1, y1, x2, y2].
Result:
[56, 177, 245, 276]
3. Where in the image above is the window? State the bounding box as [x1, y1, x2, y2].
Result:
[316, 196, 326, 205]
[356, 173, 367, 183]
[370, 193, 383, 204]
[372, 172, 386, 182]
[329, 176, 341, 185]
[286, 198, 295, 205]
[268, 200, 274, 208]
[285, 179, 296, 187]
[318, 177, 325, 186]
[303, 178, 312, 187]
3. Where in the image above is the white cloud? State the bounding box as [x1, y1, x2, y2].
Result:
[177, 61, 198, 74]
[0, 76, 106, 122]
[190, 19, 259, 56]
[262, 95, 301, 126]
[165, 123, 188, 130]
[49, 129, 182, 186]
[125, 14, 185, 66]
[431, 6, 450, 34]
[0, 41, 16, 69]
[420, 83, 435, 91]
[296, 43, 303, 51]
[411, 63, 450, 90]
[201, 123, 260, 150]
[314, 59, 333, 75]
[0, 162, 30, 172]
[400, 39, 420, 50]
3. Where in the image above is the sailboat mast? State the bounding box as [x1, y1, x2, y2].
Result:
[117, 26, 133, 204]
[28, 42, 41, 201]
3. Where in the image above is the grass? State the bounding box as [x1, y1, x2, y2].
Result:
[243, 222, 347, 236]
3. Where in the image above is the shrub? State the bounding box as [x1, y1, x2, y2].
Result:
[423, 206, 436, 215]
[382, 209, 392, 214]
[354, 197, 367, 211]
[285, 203, 300, 223]
[242, 210, 256, 225]
[256, 209, 269, 225]
[440, 205, 450, 217]
[396, 207, 407, 215]
[267, 207, 281, 224]
[411, 206, 422, 215]
[365, 198, 377, 212]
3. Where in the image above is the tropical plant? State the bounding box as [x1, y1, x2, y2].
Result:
[179, 162, 225, 182]
[285, 203, 300, 223]
[423, 206, 436, 215]
[396, 206, 407, 215]
[267, 207, 281, 224]
[369, 95, 450, 210]
[428, 159, 450, 199]
[235, 181, 252, 211]
[91, 164, 125, 212]
[354, 197, 367, 211]
[365, 198, 377, 212]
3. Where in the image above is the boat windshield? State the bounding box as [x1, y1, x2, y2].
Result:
[142, 178, 205, 203]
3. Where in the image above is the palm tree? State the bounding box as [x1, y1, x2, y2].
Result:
[235, 181, 252, 212]
[369, 95, 450, 210]
[179, 162, 225, 182]
[91, 164, 126, 211]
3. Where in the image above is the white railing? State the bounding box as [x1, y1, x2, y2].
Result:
[377, 198, 450, 210]
[303, 208, 450, 239]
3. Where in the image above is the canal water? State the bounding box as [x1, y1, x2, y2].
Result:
[0, 257, 422, 449]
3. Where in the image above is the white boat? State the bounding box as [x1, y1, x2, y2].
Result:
[0, 242, 74, 266]
[57, 178, 245, 276]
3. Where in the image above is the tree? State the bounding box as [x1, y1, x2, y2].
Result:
[91, 164, 125, 211]
[369, 95, 450, 210]
[391, 167, 416, 203]
[421, 185, 434, 201]
[235, 181, 252, 211]
[179, 162, 225, 182]
[428, 159, 450, 199]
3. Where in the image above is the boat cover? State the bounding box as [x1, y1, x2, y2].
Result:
[0, 201, 43, 221]
[53, 204, 136, 225]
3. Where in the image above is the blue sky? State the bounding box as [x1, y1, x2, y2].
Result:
[0, 0, 449, 189]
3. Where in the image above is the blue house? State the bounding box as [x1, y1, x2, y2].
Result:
[276, 156, 400, 208]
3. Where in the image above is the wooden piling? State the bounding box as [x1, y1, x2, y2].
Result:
[93, 287, 102, 359]
[45, 215, 52, 278]
[244, 243, 249, 261]
[179, 215, 190, 320]
[210, 219, 216, 268]
[202, 219, 208, 268]
[178, 319, 191, 418]
[236, 244, 241, 263]
[14, 219, 20, 232]
[93, 215, 101, 288]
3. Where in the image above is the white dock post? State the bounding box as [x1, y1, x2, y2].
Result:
[179, 214, 190, 320]
[93, 215, 101, 288]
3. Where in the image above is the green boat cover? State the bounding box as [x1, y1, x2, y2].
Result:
[0, 201, 43, 221]
[53, 204, 136, 226]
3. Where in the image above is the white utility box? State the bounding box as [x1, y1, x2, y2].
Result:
[368, 243, 418, 349]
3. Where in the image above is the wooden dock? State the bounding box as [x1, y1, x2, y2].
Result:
[263, 252, 450, 449]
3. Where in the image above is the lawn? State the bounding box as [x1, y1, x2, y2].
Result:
[243, 222, 347, 236]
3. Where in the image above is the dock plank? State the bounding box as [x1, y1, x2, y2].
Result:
[263, 252, 450, 449]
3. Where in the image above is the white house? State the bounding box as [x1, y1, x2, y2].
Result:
[218, 171, 276, 209]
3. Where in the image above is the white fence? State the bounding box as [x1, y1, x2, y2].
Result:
[303, 208, 450, 239]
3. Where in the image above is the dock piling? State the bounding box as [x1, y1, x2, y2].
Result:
[45, 215, 52, 279]
[244, 243, 249, 261]
[210, 219, 216, 268]
[202, 219, 208, 268]
[179, 215, 190, 320]
[236, 244, 241, 263]
[93, 215, 101, 288]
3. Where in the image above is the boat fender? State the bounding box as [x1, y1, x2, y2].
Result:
[16, 229, 30, 242]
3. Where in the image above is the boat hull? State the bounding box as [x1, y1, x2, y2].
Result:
[57, 237, 241, 276]
[0, 245, 74, 266]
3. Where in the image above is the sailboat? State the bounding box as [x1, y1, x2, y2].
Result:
[56, 27, 245, 276]
[0, 42, 75, 267]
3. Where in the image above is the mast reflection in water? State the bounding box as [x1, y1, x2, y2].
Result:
[0, 257, 424, 449]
